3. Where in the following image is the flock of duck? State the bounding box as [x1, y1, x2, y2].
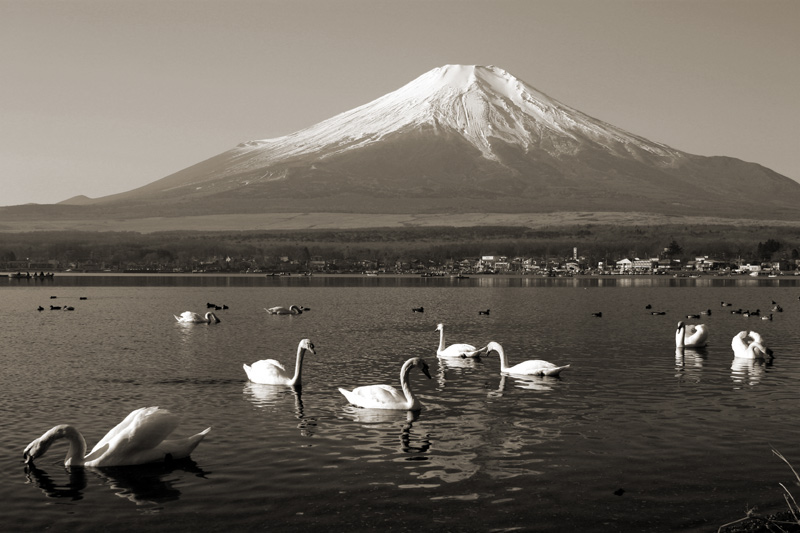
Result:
[23, 295, 780, 470]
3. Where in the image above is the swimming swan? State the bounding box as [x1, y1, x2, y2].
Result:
[484, 341, 570, 377]
[174, 311, 220, 323]
[23, 407, 210, 468]
[731, 331, 772, 360]
[435, 323, 486, 358]
[675, 321, 708, 349]
[243, 338, 316, 387]
[265, 305, 303, 315]
[338, 357, 432, 410]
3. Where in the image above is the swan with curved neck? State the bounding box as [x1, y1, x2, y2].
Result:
[265, 305, 302, 315]
[174, 311, 220, 323]
[338, 357, 432, 410]
[675, 321, 708, 349]
[731, 331, 772, 359]
[435, 323, 485, 358]
[484, 341, 570, 377]
[243, 339, 316, 387]
[23, 407, 210, 468]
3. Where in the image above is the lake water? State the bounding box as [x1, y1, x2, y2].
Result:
[2, 273, 800, 532]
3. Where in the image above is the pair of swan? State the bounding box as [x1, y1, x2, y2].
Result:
[23, 407, 210, 468]
[675, 321, 708, 349]
[266, 305, 303, 315]
[174, 311, 220, 323]
[243, 339, 316, 387]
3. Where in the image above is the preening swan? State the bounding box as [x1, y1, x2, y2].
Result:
[675, 321, 708, 349]
[435, 323, 486, 358]
[265, 305, 303, 315]
[23, 407, 210, 468]
[484, 341, 570, 377]
[174, 311, 220, 323]
[338, 357, 432, 410]
[243, 338, 316, 387]
[731, 331, 773, 360]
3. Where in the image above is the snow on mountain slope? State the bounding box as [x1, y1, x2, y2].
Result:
[86, 64, 800, 220]
[226, 65, 681, 176]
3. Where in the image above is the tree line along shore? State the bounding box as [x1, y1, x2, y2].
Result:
[0, 224, 797, 274]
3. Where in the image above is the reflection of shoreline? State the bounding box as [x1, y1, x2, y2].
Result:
[24, 460, 207, 507]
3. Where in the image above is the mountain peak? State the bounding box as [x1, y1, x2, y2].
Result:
[235, 63, 678, 167]
[88, 64, 800, 220]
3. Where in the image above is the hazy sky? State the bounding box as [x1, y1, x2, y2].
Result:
[1, 0, 798, 207]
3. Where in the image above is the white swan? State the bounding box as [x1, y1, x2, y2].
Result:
[484, 341, 570, 377]
[23, 407, 210, 468]
[265, 305, 302, 315]
[435, 323, 485, 358]
[338, 357, 432, 410]
[174, 311, 220, 323]
[731, 331, 772, 360]
[243, 338, 316, 387]
[675, 321, 708, 349]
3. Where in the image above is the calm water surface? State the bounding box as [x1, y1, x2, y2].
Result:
[2, 274, 800, 532]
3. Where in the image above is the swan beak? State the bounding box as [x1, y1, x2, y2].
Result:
[22, 447, 35, 465]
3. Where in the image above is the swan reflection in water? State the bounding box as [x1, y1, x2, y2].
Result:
[487, 373, 557, 399]
[435, 357, 481, 389]
[674, 347, 707, 382]
[731, 357, 772, 387]
[24, 459, 207, 507]
[340, 406, 431, 458]
[243, 383, 315, 437]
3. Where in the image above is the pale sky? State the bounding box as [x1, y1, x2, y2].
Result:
[1, 0, 798, 207]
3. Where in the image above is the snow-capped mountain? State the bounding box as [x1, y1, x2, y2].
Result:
[73, 65, 800, 218]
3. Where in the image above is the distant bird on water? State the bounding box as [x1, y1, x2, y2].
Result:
[412, 307, 424, 313]
[591, 312, 602, 318]
[174, 311, 220, 323]
[479, 309, 490, 315]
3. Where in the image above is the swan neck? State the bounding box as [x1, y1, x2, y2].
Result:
[47, 425, 87, 466]
[399, 360, 415, 406]
[437, 328, 445, 352]
[676, 325, 685, 348]
[494, 344, 510, 371]
[289, 345, 306, 386]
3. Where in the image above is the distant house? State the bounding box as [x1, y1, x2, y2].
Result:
[616, 259, 632, 272]
[632, 259, 654, 273]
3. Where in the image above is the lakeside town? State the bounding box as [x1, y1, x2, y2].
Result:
[3, 251, 796, 278]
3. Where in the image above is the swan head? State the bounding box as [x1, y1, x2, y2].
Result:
[300, 338, 316, 354]
[23, 425, 76, 465]
[435, 323, 444, 332]
[290, 305, 303, 314]
[483, 341, 503, 355]
[409, 357, 432, 379]
[676, 321, 685, 331]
